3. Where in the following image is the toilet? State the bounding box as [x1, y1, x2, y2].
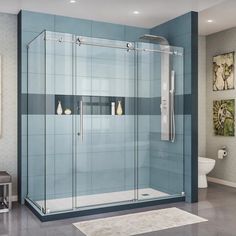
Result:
[198, 157, 216, 188]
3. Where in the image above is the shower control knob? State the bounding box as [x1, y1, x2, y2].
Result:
[127, 42, 133, 48]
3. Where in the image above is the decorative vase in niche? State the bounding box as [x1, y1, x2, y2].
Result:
[116, 101, 123, 115]
[64, 108, 72, 115]
[57, 101, 63, 115]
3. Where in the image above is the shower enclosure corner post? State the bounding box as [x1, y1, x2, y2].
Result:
[134, 43, 139, 201]
[43, 30, 47, 214]
[26, 44, 29, 201]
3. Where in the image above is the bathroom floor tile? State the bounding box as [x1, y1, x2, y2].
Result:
[1, 183, 236, 236]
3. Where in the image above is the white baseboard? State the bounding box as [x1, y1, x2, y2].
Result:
[208, 177, 236, 188]
[12, 195, 18, 202]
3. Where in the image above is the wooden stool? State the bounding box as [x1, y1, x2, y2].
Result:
[0, 171, 12, 212]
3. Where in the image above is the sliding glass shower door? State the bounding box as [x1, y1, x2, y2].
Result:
[75, 37, 137, 208]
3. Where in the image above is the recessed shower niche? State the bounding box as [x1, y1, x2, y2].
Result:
[26, 31, 184, 218]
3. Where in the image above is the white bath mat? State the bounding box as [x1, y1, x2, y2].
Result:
[73, 207, 207, 236]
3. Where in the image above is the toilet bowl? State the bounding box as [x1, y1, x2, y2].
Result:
[198, 157, 216, 188]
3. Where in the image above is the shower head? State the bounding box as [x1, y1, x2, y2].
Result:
[139, 34, 169, 45]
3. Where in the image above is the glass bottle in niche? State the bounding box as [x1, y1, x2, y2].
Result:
[116, 101, 123, 115]
[111, 102, 116, 115]
[57, 101, 63, 115]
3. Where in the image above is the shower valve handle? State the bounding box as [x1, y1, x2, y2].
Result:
[79, 100, 84, 141]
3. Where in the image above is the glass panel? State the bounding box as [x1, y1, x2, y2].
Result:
[75, 37, 136, 208]
[136, 42, 184, 200]
[27, 32, 46, 212]
[45, 32, 74, 213]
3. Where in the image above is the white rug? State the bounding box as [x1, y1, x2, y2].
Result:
[73, 207, 207, 236]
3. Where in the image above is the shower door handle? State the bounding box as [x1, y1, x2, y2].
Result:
[79, 100, 84, 141]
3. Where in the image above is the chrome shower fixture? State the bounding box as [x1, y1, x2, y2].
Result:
[139, 34, 175, 143]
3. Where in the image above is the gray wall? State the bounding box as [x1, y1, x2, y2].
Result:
[0, 13, 17, 197]
[206, 27, 236, 183]
[198, 36, 206, 157]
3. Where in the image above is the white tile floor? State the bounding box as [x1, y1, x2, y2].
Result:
[37, 188, 169, 213]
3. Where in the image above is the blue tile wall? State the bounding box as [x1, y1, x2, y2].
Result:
[151, 13, 197, 96]
[91, 21, 125, 40]
[22, 31, 39, 53]
[54, 16, 92, 36]
[22, 11, 55, 33]
[124, 26, 149, 42]
[150, 12, 198, 202]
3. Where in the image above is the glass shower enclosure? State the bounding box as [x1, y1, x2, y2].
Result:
[26, 31, 184, 216]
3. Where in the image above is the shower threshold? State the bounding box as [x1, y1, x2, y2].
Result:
[36, 188, 169, 213]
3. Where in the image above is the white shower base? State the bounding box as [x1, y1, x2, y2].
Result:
[36, 188, 169, 213]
